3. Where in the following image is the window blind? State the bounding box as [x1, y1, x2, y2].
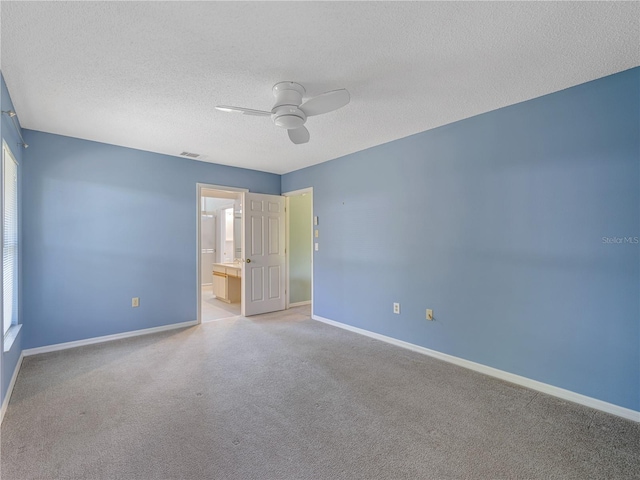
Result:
[3, 144, 18, 336]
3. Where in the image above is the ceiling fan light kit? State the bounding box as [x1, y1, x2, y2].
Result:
[216, 81, 350, 145]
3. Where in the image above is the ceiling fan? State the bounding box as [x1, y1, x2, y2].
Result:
[216, 82, 350, 145]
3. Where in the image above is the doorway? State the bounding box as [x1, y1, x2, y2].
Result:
[197, 184, 247, 323]
[284, 188, 313, 315]
[198, 184, 307, 322]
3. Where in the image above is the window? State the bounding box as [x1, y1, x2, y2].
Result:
[3, 142, 18, 337]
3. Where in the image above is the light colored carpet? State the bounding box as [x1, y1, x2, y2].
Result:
[1, 306, 639, 479]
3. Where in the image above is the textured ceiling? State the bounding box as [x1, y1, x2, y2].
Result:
[1, 2, 638, 174]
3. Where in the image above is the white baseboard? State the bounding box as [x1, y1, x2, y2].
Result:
[1, 352, 24, 424]
[312, 314, 640, 423]
[23, 320, 199, 357]
[289, 301, 311, 308]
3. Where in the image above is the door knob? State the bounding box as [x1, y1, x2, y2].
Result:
[246, 258, 251, 263]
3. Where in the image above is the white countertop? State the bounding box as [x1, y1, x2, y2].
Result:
[213, 262, 241, 269]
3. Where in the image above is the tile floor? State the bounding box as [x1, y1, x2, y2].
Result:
[201, 284, 241, 321]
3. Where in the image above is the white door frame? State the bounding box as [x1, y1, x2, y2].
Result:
[196, 183, 248, 325]
[282, 187, 313, 315]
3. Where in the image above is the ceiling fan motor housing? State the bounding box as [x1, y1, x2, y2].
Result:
[271, 82, 307, 129]
[272, 106, 306, 129]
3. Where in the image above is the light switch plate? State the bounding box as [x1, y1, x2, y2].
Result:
[426, 309, 433, 320]
[314, 216, 318, 226]
[314, 243, 319, 251]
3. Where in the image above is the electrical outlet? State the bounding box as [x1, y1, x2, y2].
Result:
[315, 243, 319, 251]
[426, 309, 433, 321]
[315, 229, 319, 238]
[132, 297, 139, 308]
[393, 303, 400, 314]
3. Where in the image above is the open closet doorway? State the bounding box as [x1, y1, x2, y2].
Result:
[284, 188, 313, 316]
[197, 184, 247, 323]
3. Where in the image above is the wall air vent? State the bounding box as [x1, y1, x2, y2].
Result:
[180, 151, 200, 158]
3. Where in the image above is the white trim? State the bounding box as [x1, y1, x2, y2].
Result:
[312, 314, 640, 423]
[1, 139, 20, 166]
[282, 187, 313, 197]
[196, 183, 248, 325]
[22, 320, 198, 357]
[1, 351, 24, 424]
[3, 323, 22, 352]
[289, 301, 311, 308]
[2, 140, 20, 340]
[198, 184, 248, 194]
[282, 187, 313, 316]
[285, 196, 290, 309]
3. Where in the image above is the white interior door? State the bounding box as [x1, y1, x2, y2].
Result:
[242, 192, 285, 316]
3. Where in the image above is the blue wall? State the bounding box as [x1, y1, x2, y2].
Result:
[1, 73, 24, 405]
[282, 68, 640, 411]
[22, 131, 279, 349]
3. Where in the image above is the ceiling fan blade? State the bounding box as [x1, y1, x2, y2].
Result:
[215, 105, 271, 116]
[299, 89, 350, 117]
[288, 126, 310, 145]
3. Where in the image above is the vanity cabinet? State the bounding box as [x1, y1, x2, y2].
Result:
[212, 264, 241, 303]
